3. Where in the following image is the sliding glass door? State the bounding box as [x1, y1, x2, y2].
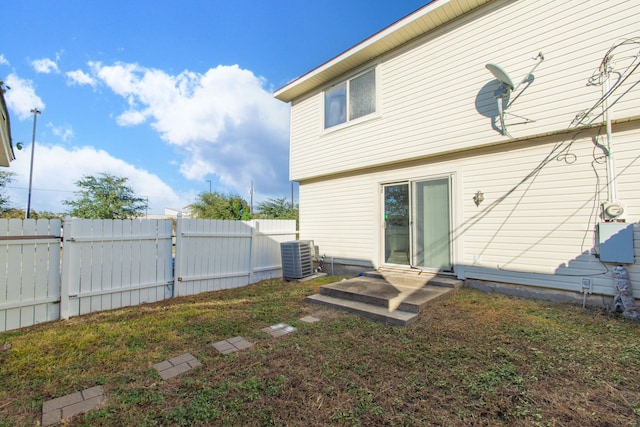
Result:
[412, 178, 451, 271]
[382, 177, 452, 271]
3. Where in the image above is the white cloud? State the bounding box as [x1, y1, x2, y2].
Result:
[47, 122, 74, 142]
[116, 109, 149, 126]
[8, 144, 189, 214]
[4, 73, 45, 120]
[66, 69, 97, 87]
[0, 55, 9, 66]
[31, 57, 59, 74]
[87, 61, 291, 197]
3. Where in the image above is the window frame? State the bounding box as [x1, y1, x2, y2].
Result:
[322, 66, 378, 131]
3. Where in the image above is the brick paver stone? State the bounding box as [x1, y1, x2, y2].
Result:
[169, 353, 195, 365]
[41, 409, 62, 427]
[42, 392, 83, 414]
[262, 323, 296, 337]
[81, 385, 103, 400]
[211, 336, 253, 354]
[158, 363, 191, 380]
[61, 395, 104, 419]
[212, 340, 235, 354]
[42, 386, 105, 426]
[154, 353, 201, 380]
[153, 360, 172, 372]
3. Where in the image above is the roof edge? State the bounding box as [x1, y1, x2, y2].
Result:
[274, 0, 490, 102]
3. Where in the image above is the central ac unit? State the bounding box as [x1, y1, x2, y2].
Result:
[281, 240, 314, 280]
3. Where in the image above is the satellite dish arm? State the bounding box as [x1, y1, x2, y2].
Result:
[513, 51, 544, 92]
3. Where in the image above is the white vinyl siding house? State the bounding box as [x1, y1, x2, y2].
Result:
[0, 89, 15, 167]
[275, 0, 640, 300]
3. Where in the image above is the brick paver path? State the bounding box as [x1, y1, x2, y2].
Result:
[39, 312, 328, 425]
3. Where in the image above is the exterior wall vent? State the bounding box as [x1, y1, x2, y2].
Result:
[281, 240, 314, 279]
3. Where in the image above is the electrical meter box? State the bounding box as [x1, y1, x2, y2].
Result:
[597, 222, 634, 264]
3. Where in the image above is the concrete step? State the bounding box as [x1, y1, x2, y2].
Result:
[364, 270, 463, 289]
[319, 277, 394, 309]
[308, 271, 461, 326]
[305, 294, 419, 326]
[319, 277, 453, 313]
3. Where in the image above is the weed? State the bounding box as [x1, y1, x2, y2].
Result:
[464, 363, 523, 396]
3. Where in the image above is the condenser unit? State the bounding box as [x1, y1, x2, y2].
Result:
[281, 240, 314, 279]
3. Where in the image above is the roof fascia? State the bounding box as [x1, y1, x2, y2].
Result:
[274, 0, 490, 102]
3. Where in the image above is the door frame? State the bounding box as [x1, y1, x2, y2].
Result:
[381, 181, 412, 267]
[380, 173, 456, 272]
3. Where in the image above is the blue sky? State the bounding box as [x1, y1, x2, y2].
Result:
[2, 1, 428, 214]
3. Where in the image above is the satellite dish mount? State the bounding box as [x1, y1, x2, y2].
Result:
[485, 52, 544, 136]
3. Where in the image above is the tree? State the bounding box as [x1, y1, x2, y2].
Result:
[63, 173, 148, 219]
[189, 192, 251, 220]
[0, 171, 15, 214]
[254, 197, 298, 221]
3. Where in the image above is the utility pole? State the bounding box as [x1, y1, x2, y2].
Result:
[206, 180, 211, 194]
[249, 180, 255, 214]
[26, 108, 41, 219]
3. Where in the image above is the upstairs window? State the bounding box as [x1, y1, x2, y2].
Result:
[324, 68, 376, 129]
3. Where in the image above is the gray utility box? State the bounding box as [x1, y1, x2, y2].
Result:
[597, 222, 634, 264]
[281, 240, 314, 279]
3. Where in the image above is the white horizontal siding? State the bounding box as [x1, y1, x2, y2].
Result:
[290, 0, 640, 181]
[300, 175, 377, 263]
[299, 122, 640, 297]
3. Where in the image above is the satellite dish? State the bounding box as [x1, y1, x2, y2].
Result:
[485, 63, 515, 90]
[485, 63, 514, 136]
[484, 54, 544, 136]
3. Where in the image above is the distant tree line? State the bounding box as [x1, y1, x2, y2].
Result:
[0, 171, 298, 222]
[189, 192, 298, 222]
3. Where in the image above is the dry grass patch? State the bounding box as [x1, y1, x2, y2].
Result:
[1, 277, 640, 426]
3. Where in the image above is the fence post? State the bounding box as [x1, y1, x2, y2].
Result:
[173, 213, 182, 297]
[60, 216, 72, 319]
[248, 221, 258, 284]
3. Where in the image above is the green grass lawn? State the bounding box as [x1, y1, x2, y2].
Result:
[1, 276, 639, 426]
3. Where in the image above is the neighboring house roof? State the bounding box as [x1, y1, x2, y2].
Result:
[0, 88, 15, 167]
[164, 207, 193, 218]
[274, 0, 494, 103]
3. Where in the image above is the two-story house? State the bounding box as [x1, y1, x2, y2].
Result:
[275, 0, 640, 303]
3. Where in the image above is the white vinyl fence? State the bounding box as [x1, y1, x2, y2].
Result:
[174, 219, 296, 296]
[0, 217, 296, 332]
[61, 218, 174, 319]
[0, 219, 62, 332]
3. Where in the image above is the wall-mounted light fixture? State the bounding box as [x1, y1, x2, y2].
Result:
[473, 190, 484, 207]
